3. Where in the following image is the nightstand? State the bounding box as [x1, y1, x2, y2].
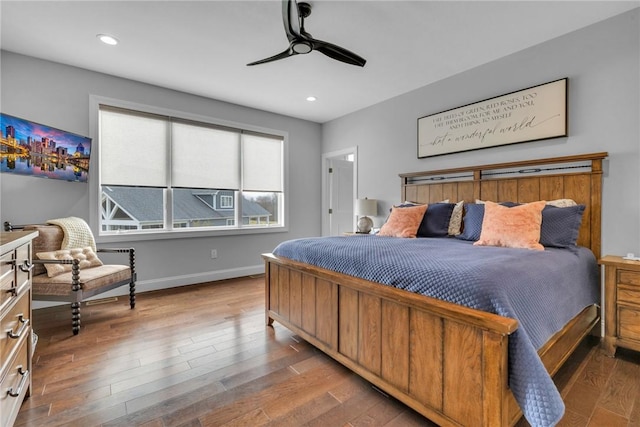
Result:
[599, 255, 640, 357]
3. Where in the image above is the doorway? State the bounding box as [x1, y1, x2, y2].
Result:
[322, 147, 357, 236]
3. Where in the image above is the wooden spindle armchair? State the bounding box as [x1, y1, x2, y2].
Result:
[4, 220, 136, 335]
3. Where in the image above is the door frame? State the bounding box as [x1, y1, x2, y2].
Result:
[321, 147, 358, 236]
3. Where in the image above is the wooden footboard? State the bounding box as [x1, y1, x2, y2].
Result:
[263, 254, 599, 427]
[265, 253, 517, 426]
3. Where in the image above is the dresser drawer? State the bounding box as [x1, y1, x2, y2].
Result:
[0, 251, 16, 314]
[0, 292, 30, 368]
[618, 269, 640, 286]
[618, 285, 640, 306]
[618, 306, 640, 342]
[0, 337, 29, 427]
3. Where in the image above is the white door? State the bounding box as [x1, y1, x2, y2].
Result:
[328, 158, 354, 235]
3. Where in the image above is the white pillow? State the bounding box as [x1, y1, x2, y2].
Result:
[37, 247, 103, 278]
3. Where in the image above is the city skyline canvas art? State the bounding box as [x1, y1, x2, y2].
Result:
[0, 113, 92, 182]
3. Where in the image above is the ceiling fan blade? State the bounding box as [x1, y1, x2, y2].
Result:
[246, 48, 294, 66]
[282, 0, 301, 42]
[312, 39, 366, 67]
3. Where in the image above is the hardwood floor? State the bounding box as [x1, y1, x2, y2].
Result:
[15, 276, 640, 427]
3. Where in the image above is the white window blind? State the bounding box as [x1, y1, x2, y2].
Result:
[243, 133, 283, 192]
[172, 122, 240, 190]
[97, 100, 286, 235]
[100, 107, 168, 187]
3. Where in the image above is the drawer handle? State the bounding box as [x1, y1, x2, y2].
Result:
[19, 260, 34, 273]
[7, 366, 28, 398]
[7, 314, 29, 339]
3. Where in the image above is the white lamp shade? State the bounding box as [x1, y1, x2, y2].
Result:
[355, 198, 377, 216]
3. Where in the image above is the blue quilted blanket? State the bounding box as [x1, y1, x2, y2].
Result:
[273, 236, 599, 426]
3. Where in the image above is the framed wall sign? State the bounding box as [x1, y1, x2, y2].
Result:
[417, 78, 567, 158]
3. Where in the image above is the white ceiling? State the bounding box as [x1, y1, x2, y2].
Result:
[1, 1, 638, 123]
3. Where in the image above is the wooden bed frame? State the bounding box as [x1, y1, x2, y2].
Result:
[263, 152, 607, 426]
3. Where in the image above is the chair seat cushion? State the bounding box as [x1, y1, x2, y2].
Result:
[32, 264, 131, 297]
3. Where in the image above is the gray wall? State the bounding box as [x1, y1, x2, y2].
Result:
[0, 51, 322, 305]
[323, 9, 640, 257]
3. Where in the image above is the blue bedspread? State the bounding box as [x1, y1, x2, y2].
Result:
[273, 236, 600, 427]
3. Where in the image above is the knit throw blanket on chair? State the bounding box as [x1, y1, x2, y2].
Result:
[47, 217, 97, 252]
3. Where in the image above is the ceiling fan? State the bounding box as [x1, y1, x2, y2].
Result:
[247, 0, 366, 67]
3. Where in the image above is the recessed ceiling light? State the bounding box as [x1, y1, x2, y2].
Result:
[97, 34, 119, 46]
[306, 96, 317, 102]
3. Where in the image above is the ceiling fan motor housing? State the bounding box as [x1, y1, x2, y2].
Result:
[292, 40, 312, 54]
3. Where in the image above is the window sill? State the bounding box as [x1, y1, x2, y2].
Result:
[95, 225, 288, 244]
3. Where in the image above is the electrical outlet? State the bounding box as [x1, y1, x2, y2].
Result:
[210, 249, 218, 259]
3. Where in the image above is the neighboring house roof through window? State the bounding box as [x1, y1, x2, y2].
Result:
[103, 187, 270, 224]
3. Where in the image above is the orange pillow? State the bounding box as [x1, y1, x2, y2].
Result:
[474, 200, 546, 250]
[378, 204, 428, 238]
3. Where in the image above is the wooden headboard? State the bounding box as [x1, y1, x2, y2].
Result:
[399, 152, 608, 258]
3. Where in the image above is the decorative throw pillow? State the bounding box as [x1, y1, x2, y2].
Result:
[457, 202, 521, 241]
[456, 203, 485, 241]
[385, 202, 422, 226]
[385, 201, 452, 237]
[474, 201, 546, 250]
[473, 199, 582, 247]
[378, 204, 428, 238]
[37, 247, 103, 278]
[447, 200, 465, 236]
[539, 204, 585, 247]
[417, 202, 456, 237]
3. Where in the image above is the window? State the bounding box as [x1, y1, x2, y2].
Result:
[220, 195, 233, 209]
[97, 104, 285, 236]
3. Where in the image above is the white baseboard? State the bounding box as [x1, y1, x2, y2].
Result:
[32, 264, 265, 310]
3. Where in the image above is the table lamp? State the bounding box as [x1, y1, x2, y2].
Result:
[355, 198, 377, 234]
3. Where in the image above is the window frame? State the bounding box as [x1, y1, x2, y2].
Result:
[219, 195, 234, 209]
[89, 95, 289, 243]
